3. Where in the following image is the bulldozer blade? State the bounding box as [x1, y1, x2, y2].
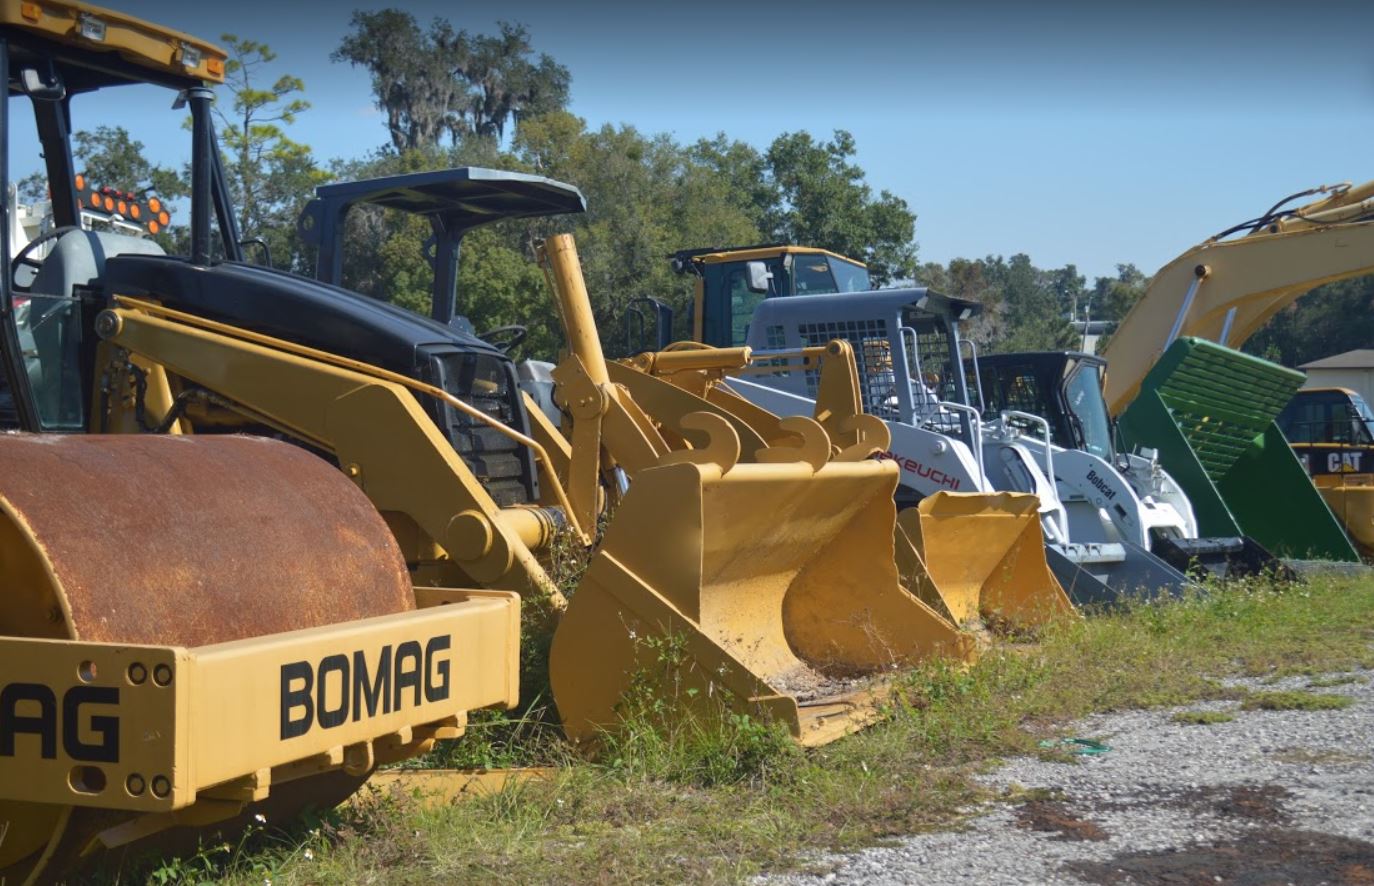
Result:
[1314, 483, 1374, 559]
[549, 459, 974, 747]
[1046, 540, 1190, 608]
[896, 492, 1074, 629]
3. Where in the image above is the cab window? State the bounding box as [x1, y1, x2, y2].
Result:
[791, 256, 838, 294]
[830, 258, 871, 292]
[1064, 362, 1113, 459]
[726, 266, 765, 346]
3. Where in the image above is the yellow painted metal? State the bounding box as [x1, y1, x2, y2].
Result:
[0, 434, 519, 882]
[898, 493, 1074, 627]
[1312, 477, 1374, 557]
[550, 458, 974, 746]
[1101, 180, 1374, 415]
[626, 339, 1073, 632]
[0, 0, 227, 84]
[689, 245, 866, 269]
[534, 232, 976, 744]
[0, 602, 517, 815]
[97, 299, 574, 602]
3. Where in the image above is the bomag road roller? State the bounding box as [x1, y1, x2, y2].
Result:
[0, 7, 985, 826]
[0, 4, 523, 881]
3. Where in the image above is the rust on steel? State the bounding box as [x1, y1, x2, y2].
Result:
[0, 433, 413, 647]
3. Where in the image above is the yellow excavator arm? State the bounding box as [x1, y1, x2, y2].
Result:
[1102, 179, 1374, 414]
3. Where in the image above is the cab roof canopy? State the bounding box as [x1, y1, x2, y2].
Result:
[672, 244, 869, 268]
[1, 0, 225, 94]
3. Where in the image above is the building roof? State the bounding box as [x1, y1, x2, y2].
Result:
[1300, 349, 1374, 370]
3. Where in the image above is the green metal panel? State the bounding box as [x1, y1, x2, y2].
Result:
[1217, 424, 1357, 560]
[1118, 338, 1357, 562]
[1119, 390, 1244, 538]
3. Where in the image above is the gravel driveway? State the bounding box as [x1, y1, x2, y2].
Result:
[775, 671, 1374, 885]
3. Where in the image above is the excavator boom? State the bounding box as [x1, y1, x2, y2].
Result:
[1101, 181, 1374, 415]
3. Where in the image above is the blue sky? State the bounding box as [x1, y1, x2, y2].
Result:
[14, 0, 1374, 280]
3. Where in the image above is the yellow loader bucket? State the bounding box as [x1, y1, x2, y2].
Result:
[1314, 478, 1374, 558]
[550, 459, 974, 747]
[897, 492, 1074, 629]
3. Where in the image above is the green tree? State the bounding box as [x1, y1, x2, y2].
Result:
[762, 130, 916, 285]
[689, 134, 776, 235]
[1051, 264, 1086, 320]
[215, 34, 327, 272]
[333, 11, 569, 152]
[1244, 274, 1374, 366]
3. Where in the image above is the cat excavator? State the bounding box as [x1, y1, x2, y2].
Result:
[1277, 387, 1374, 555]
[1099, 180, 1374, 561]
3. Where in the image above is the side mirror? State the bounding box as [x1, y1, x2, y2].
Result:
[745, 260, 772, 295]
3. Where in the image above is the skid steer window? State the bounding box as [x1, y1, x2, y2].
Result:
[1065, 363, 1112, 459]
[830, 257, 871, 292]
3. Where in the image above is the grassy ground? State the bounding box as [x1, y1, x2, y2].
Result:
[117, 573, 1374, 885]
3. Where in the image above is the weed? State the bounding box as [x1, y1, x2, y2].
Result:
[600, 631, 799, 788]
[1171, 709, 1236, 725]
[1306, 674, 1363, 688]
[1241, 691, 1355, 711]
[154, 574, 1374, 884]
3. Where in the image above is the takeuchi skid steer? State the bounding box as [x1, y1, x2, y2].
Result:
[657, 246, 1190, 605]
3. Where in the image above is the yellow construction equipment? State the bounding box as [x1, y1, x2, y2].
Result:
[1278, 387, 1374, 556]
[0, 435, 518, 882]
[0, 5, 522, 880]
[534, 236, 981, 744]
[898, 493, 1071, 629]
[83, 224, 977, 749]
[1099, 180, 1374, 559]
[588, 262, 1073, 631]
[1101, 180, 1374, 415]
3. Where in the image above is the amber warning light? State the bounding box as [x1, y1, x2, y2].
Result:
[76, 174, 172, 235]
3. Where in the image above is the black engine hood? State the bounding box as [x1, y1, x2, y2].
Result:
[102, 255, 505, 372]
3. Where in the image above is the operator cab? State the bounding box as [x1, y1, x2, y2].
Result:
[975, 352, 1117, 460]
[670, 245, 871, 348]
[2, 5, 228, 431]
[2, 9, 575, 506]
[1278, 388, 1374, 446]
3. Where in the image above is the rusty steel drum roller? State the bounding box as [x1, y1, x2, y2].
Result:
[0, 434, 414, 883]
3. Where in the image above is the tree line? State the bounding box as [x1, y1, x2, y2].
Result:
[51, 10, 1366, 365]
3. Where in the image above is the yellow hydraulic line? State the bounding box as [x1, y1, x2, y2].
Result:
[111, 295, 589, 541]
